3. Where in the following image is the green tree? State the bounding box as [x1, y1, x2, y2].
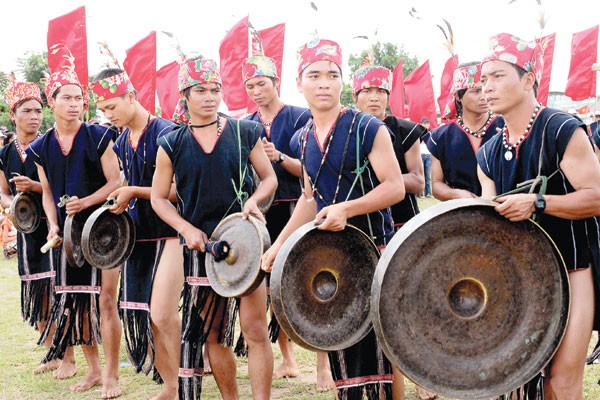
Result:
[0, 52, 56, 132]
[341, 41, 419, 108]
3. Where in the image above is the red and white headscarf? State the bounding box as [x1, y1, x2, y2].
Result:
[482, 32, 543, 84]
[89, 71, 135, 102]
[351, 65, 393, 95]
[296, 38, 342, 76]
[5, 82, 42, 111]
[242, 55, 278, 83]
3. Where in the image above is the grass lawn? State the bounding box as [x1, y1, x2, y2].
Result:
[0, 197, 598, 399]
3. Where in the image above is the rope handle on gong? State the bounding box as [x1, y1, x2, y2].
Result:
[491, 175, 549, 201]
[57, 194, 71, 208]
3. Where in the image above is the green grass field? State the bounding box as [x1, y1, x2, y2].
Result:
[0, 197, 599, 399]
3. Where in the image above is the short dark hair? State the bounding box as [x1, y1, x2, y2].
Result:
[94, 67, 124, 81]
[513, 64, 538, 97]
[52, 84, 84, 100]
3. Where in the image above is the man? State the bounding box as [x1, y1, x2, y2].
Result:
[351, 64, 425, 231]
[477, 32, 600, 399]
[91, 68, 183, 400]
[428, 62, 503, 200]
[590, 110, 600, 155]
[0, 81, 77, 378]
[419, 118, 432, 198]
[27, 63, 123, 399]
[242, 52, 336, 389]
[351, 65, 438, 400]
[151, 56, 277, 400]
[262, 38, 404, 400]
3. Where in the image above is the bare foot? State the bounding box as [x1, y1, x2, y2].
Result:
[273, 361, 299, 379]
[33, 359, 60, 375]
[416, 385, 437, 400]
[53, 359, 77, 380]
[69, 372, 102, 392]
[317, 367, 335, 392]
[150, 387, 178, 400]
[101, 377, 122, 399]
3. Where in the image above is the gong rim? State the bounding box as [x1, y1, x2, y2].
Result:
[271, 222, 380, 352]
[371, 198, 570, 399]
[205, 212, 269, 298]
[9, 192, 41, 234]
[81, 207, 136, 270]
[64, 213, 86, 268]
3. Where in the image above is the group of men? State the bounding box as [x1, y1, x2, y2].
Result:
[2, 30, 600, 400]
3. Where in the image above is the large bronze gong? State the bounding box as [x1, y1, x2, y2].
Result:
[64, 213, 86, 267]
[371, 198, 570, 399]
[81, 201, 136, 270]
[205, 213, 270, 298]
[270, 223, 380, 352]
[8, 192, 41, 233]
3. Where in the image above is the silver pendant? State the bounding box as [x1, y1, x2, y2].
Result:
[504, 150, 513, 161]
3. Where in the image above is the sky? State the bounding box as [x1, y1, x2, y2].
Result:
[1, 0, 599, 110]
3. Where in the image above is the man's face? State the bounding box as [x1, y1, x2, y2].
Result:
[12, 99, 42, 135]
[96, 94, 134, 129]
[297, 60, 343, 113]
[481, 60, 532, 115]
[355, 87, 389, 119]
[50, 84, 84, 122]
[186, 83, 222, 119]
[245, 76, 279, 108]
[459, 84, 489, 116]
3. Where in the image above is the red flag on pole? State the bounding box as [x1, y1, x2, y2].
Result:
[536, 33, 556, 106]
[437, 55, 459, 121]
[389, 59, 405, 118]
[156, 61, 180, 121]
[47, 6, 88, 86]
[404, 60, 438, 128]
[124, 31, 157, 113]
[565, 25, 598, 101]
[245, 23, 286, 113]
[259, 23, 285, 83]
[219, 16, 250, 112]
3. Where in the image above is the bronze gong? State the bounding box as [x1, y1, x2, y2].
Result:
[270, 223, 380, 352]
[371, 198, 570, 399]
[63, 212, 86, 267]
[205, 212, 270, 298]
[8, 191, 41, 233]
[81, 200, 136, 270]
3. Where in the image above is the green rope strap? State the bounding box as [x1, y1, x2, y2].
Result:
[230, 119, 249, 208]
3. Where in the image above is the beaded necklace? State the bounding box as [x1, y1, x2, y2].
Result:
[502, 103, 541, 161]
[14, 134, 40, 162]
[300, 108, 349, 203]
[258, 103, 285, 137]
[124, 113, 152, 209]
[54, 123, 81, 156]
[457, 111, 493, 138]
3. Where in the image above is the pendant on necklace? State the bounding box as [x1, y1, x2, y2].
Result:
[504, 150, 513, 161]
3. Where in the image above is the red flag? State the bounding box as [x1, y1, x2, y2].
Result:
[389, 59, 405, 118]
[246, 23, 286, 113]
[404, 61, 438, 128]
[156, 61, 180, 120]
[577, 105, 590, 115]
[47, 6, 88, 86]
[437, 55, 459, 120]
[124, 31, 157, 113]
[536, 33, 556, 106]
[219, 16, 250, 112]
[565, 25, 598, 101]
[259, 23, 285, 83]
